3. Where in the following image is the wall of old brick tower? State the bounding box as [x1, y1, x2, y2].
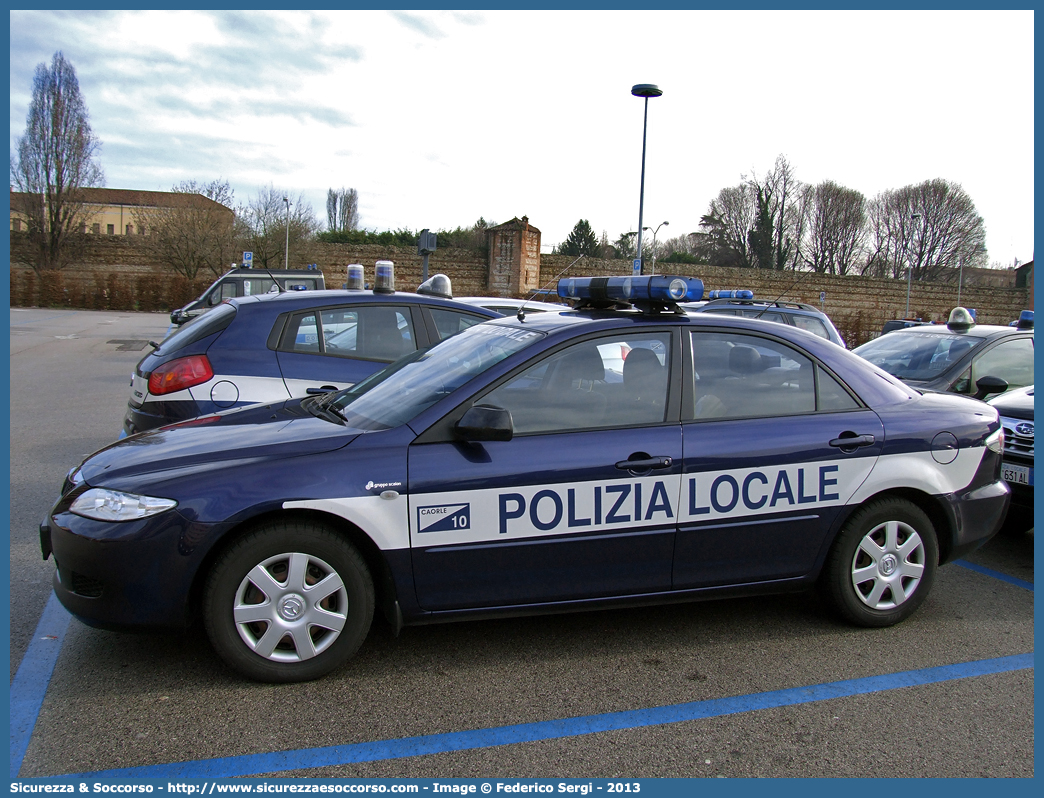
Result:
[486, 218, 541, 294]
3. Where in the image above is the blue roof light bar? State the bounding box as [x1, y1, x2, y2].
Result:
[557, 275, 704, 305]
[707, 289, 754, 300]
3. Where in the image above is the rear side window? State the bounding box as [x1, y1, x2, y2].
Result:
[689, 332, 857, 418]
[429, 309, 489, 341]
[277, 305, 417, 361]
[791, 314, 830, 340]
[159, 303, 236, 353]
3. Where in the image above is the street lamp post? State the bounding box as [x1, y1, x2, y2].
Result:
[283, 196, 292, 270]
[643, 220, 669, 273]
[631, 83, 662, 276]
[957, 255, 964, 307]
[904, 212, 922, 318]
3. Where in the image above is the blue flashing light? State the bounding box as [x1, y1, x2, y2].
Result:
[557, 275, 704, 305]
[1017, 310, 1034, 329]
[708, 289, 754, 300]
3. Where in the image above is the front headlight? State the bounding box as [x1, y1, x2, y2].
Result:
[69, 488, 177, 522]
[986, 427, 1005, 454]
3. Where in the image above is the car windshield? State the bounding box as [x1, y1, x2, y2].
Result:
[328, 322, 546, 430]
[854, 331, 983, 381]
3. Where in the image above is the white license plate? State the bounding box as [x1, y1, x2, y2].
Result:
[1002, 463, 1033, 486]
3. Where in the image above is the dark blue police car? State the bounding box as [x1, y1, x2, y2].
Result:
[43, 275, 1011, 682]
[124, 277, 498, 435]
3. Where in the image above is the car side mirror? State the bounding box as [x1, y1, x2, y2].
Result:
[455, 404, 513, 442]
[973, 375, 1008, 400]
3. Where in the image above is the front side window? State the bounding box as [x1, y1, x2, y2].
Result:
[690, 331, 855, 419]
[482, 332, 672, 434]
[963, 337, 1034, 394]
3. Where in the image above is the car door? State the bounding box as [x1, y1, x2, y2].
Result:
[951, 335, 1034, 396]
[676, 329, 883, 588]
[406, 329, 684, 611]
[274, 303, 423, 396]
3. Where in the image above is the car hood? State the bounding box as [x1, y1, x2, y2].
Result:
[988, 385, 1034, 420]
[78, 399, 359, 485]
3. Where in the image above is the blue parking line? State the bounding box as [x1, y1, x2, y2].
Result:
[12, 557, 1035, 779]
[63, 653, 1033, 779]
[10, 593, 72, 777]
[955, 560, 1034, 591]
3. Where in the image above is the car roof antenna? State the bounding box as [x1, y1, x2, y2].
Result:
[754, 268, 814, 319]
[517, 254, 585, 322]
[264, 269, 286, 293]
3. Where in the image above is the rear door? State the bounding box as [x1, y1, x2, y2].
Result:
[677, 328, 882, 588]
[275, 303, 423, 396]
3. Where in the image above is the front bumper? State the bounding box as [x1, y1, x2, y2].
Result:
[42, 506, 216, 631]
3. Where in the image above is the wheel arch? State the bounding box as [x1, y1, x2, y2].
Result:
[187, 507, 400, 631]
[834, 486, 957, 564]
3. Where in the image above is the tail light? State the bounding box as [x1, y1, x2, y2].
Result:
[147, 355, 214, 395]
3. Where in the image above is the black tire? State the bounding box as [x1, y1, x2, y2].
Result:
[821, 497, 938, 628]
[203, 520, 374, 683]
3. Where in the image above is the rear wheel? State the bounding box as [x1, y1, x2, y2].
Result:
[203, 520, 374, 682]
[822, 498, 938, 627]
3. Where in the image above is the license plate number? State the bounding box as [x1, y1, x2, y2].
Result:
[1002, 463, 1033, 486]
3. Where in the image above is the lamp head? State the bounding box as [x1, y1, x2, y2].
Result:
[631, 84, 662, 98]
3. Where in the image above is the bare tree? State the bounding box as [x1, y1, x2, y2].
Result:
[692, 183, 756, 268]
[132, 181, 236, 279]
[9, 51, 104, 273]
[238, 185, 321, 270]
[747, 155, 802, 270]
[326, 187, 360, 232]
[863, 179, 987, 282]
[799, 181, 867, 275]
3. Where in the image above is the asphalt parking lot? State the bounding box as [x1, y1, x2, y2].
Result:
[8, 308, 1035, 779]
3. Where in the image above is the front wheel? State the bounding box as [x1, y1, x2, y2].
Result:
[821, 497, 938, 627]
[203, 521, 374, 683]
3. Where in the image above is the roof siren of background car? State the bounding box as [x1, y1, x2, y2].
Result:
[947, 307, 977, 331]
[373, 260, 395, 294]
[346, 264, 365, 291]
[707, 289, 755, 300]
[416, 273, 454, 300]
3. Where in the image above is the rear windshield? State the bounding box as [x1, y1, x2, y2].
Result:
[159, 303, 236, 353]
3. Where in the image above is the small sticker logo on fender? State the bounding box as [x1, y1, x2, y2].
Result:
[417, 503, 471, 533]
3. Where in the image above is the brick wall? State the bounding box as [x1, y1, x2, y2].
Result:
[9, 233, 1030, 346]
[538, 255, 1030, 347]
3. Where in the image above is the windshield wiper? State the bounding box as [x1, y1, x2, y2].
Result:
[304, 394, 347, 425]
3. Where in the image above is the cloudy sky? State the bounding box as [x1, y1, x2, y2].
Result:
[9, 9, 1035, 267]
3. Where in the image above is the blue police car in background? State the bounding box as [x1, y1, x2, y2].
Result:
[43, 275, 1010, 682]
[123, 276, 498, 435]
[682, 291, 847, 347]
